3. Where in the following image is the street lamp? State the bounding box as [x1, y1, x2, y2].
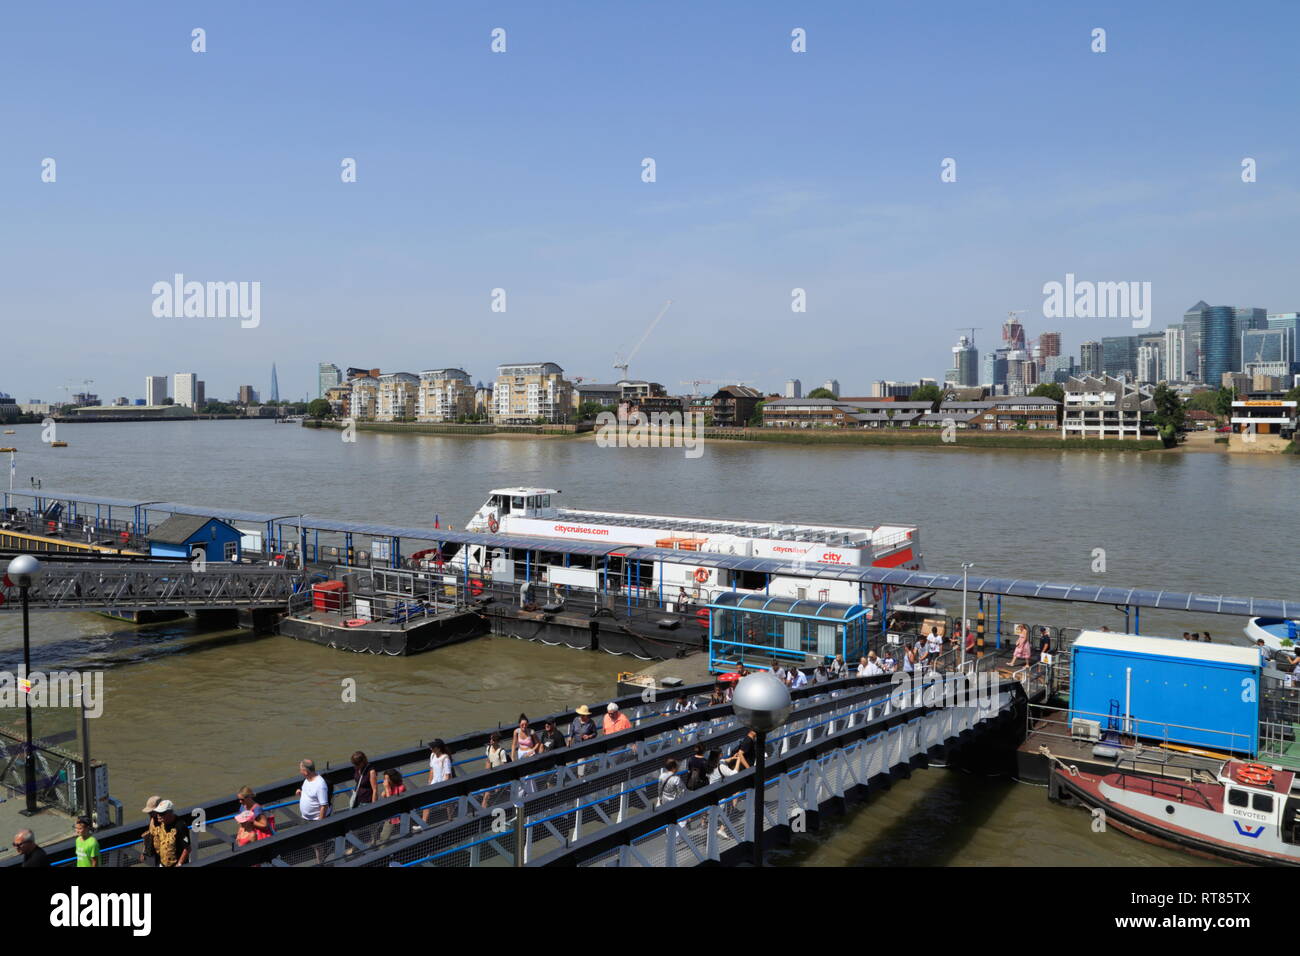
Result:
[732, 672, 792, 867]
[960, 562, 974, 670]
[7, 554, 43, 815]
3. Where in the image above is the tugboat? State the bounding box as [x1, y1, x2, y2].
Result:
[1052, 758, 1300, 865]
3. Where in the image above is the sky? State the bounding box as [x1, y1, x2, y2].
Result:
[2, 0, 1299, 402]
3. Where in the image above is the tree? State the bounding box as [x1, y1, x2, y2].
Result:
[1286, 385, 1300, 403]
[307, 398, 333, 419]
[911, 383, 942, 412]
[1150, 383, 1185, 447]
[1184, 390, 1221, 415]
[806, 387, 836, 399]
[747, 401, 766, 426]
[1030, 383, 1064, 403]
[1214, 386, 1234, 418]
[577, 400, 608, 421]
[160, 397, 174, 406]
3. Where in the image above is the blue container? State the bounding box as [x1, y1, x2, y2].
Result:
[1069, 632, 1260, 755]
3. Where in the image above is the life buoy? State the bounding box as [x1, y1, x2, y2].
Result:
[1236, 763, 1274, 786]
[344, 619, 368, 628]
[695, 608, 709, 628]
[871, 583, 884, 602]
[487, 514, 499, 534]
[469, 578, 484, 596]
[693, 568, 711, 584]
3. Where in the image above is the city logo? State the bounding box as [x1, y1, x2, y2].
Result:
[151, 274, 261, 329]
[1233, 820, 1265, 839]
[595, 410, 704, 459]
[1041, 273, 1151, 329]
[49, 887, 151, 936]
[0, 669, 105, 717]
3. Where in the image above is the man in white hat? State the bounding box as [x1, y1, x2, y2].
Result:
[139, 795, 163, 866]
[150, 800, 190, 867]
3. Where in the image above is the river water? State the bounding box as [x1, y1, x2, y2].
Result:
[2, 419, 1294, 866]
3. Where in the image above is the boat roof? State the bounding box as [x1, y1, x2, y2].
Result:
[489, 487, 560, 496]
[555, 507, 881, 543]
[1221, 760, 1297, 794]
[1073, 630, 1260, 667]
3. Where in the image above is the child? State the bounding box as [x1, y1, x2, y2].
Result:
[75, 816, 100, 868]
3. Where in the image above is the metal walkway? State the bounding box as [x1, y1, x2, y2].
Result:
[0, 562, 302, 612]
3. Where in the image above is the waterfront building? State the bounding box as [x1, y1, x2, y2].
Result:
[324, 384, 351, 416]
[0, 393, 17, 421]
[416, 368, 474, 422]
[950, 335, 979, 387]
[1079, 340, 1103, 376]
[474, 382, 493, 418]
[934, 396, 1061, 430]
[1230, 397, 1297, 437]
[493, 362, 571, 424]
[710, 384, 763, 426]
[18, 402, 53, 416]
[349, 375, 379, 420]
[174, 373, 199, 408]
[784, 379, 802, 399]
[318, 363, 342, 398]
[1061, 374, 1156, 440]
[145, 375, 168, 406]
[573, 382, 621, 411]
[375, 372, 420, 421]
[871, 380, 923, 398]
[1101, 336, 1137, 379]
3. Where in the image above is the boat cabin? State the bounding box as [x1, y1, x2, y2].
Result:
[1216, 760, 1300, 840]
[468, 488, 560, 529]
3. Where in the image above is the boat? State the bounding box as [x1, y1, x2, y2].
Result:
[1052, 758, 1300, 866]
[51, 441, 68, 447]
[0, 447, 15, 453]
[2, 429, 14, 435]
[1247, 617, 1298, 654]
[451, 487, 928, 606]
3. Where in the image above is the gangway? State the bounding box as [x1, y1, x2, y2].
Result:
[0, 562, 302, 612]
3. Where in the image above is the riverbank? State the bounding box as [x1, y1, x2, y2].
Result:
[304, 418, 1165, 451]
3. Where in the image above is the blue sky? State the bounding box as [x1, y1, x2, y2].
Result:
[2, 1, 1298, 402]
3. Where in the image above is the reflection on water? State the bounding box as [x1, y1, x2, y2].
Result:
[0, 420, 1295, 865]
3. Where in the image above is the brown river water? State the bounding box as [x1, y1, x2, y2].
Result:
[2, 419, 1294, 865]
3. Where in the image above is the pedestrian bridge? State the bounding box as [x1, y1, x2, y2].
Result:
[8, 665, 1023, 869]
[0, 562, 302, 612]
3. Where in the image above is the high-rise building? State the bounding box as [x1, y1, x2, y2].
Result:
[1199, 306, 1241, 386]
[375, 373, 420, 421]
[1079, 341, 1103, 376]
[238, 385, 255, 405]
[1136, 345, 1162, 384]
[1241, 327, 1295, 378]
[1267, 313, 1300, 365]
[784, 379, 802, 399]
[195, 381, 206, 409]
[318, 363, 342, 398]
[1037, 332, 1061, 370]
[174, 373, 198, 408]
[1002, 316, 1026, 351]
[145, 375, 168, 406]
[417, 369, 475, 422]
[1101, 336, 1137, 379]
[1182, 301, 1209, 381]
[1164, 325, 1187, 381]
[1043, 354, 1075, 384]
[821, 379, 840, 398]
[951, 335, 979, 387]
[270, 363, 280, 403]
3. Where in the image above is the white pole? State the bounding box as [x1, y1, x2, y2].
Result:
[1124, 666, 1132, 734]
[960, 562, 972, 670]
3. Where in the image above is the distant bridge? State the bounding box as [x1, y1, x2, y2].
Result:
[0, 562, 302, 612]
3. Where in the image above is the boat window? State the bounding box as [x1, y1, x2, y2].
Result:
[512, 496, 525, 510]
[1252, 793, 1274, 813]
[540, 495, 551, 508]
[526, 497, 536, 509]
[1227, 788, 1248, 808]
[494, 496, 510, 515]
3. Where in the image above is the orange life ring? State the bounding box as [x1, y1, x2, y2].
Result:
[1236, 763, 1273, 786]
[716, 671, 741, 684]
[695, 608, 709, 628]
[469, 578, 484, 596]
[344, 619, 367, 628]
[693, 568, 711, 584]
[487, 514, 499, 534]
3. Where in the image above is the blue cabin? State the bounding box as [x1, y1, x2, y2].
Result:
[148, 515, 242, 564]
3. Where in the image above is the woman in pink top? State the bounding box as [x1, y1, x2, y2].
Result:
[1011, 624, 1032, 667]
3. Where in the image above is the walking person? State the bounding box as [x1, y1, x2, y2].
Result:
[149, 801, 191, 867]
[568, 705, 598, 747]
[12, 830, 49, 867]
[482, 733, 509, 808]
[296, 759, 331, 862]
[74, 817, 100, 868]
[236, 785, 274, 838]
[377, 768, 407, 845]
[422, 739, 454, 825]
[658, 758, 685, 806]
[512, 715, 540, 760]
[1011, 624, 1032, 669]
[138, 795, 162, 867]
[602, 702, 632, 736]
[540, 719, 566, 751]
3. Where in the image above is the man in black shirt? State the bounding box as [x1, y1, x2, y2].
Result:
[540, 719, 566, 751]
[13, 830, 49, 867]
[724, 729, 757, 772]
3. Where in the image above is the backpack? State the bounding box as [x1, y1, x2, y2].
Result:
[685, 761, 708, 791]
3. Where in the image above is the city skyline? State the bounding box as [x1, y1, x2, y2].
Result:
[6, 1, 1300, 401]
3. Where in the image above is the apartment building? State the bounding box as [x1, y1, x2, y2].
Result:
[416, 368, 475, 422]
[494, 363, 571, 424]
[349, 375, 379, 420]
[375, 372, 420, 421]
[1061, 374, 1156, 439]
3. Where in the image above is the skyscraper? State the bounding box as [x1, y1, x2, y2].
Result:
[145, 375, 167, 405]
[1136, 345, 1162, 384]
[981, 348, 1009, 389]
[318, 363, 342, 398]
[1037, 332, 1061, 370]
[1199, 306, 1238, 386]
[1267, 313, 1300, 365]
[1002, 316, 1026, 351]
[174, 373, 198, 408]
[1079, 341, 1103, 376]
[1164, 325, 1186, 381]
[1101, 336, 1137, 379]
[784, 379, 802, 399]
[1182, 301, 1210, 381]
[951, 335, 979, 387]
[270, 363, 280, 403]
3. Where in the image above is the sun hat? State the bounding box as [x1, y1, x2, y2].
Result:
[575, 704, 591, 716]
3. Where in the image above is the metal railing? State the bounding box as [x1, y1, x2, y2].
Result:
[0, 562, 302, 612]
[1026, 702, 1254, 758]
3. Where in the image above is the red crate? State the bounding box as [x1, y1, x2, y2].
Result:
[312, 580, 347, 612]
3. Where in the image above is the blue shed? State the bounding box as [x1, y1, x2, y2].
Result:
[1069, 631, 1261, 755]
[148, 514, 242, 564]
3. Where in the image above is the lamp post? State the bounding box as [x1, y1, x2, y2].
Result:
[7, 555, 43, 815]
[732, 672, 792, 867]
[960, 562, 974, 670]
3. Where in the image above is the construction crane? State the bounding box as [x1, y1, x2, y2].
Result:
[956, 327, 982, 345]
[679, 379, 713, 396]
[614, 300, 673, 381]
